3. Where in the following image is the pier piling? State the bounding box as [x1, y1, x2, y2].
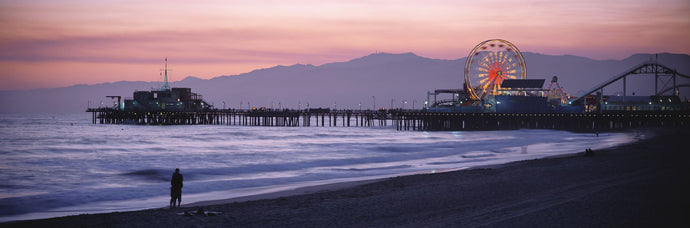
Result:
[86, 108, 689, 132]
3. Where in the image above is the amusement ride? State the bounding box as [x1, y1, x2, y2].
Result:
[464, 39, 527, 101]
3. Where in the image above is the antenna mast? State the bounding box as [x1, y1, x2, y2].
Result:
[161, 57, 170, 91]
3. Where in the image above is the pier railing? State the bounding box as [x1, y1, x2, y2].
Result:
[87, 108, 689, 132]
[389, 110, 689, 132]
[86, 108, 391, 127]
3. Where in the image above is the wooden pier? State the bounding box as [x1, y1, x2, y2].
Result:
[87, 108, 390, 127]
[389, 111, 690, 132]
[87, 108, 689, 132]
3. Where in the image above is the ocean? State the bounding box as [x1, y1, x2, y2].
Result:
[0, 113, 636, 222]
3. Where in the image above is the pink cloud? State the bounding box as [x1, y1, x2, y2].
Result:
[1, 0, 689, 90]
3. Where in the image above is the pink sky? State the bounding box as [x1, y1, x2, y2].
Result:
[1, 0, 689, 90]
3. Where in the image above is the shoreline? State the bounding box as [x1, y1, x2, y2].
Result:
[156, 129, 644, 209]
[3, 128, 688, 227]
[0, 129, 631, 222]
[182, 149, 589, 209]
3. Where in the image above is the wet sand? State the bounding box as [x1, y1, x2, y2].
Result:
[3, 129, 689, 227]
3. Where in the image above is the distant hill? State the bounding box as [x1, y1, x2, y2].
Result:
[1, 52, 689, 113]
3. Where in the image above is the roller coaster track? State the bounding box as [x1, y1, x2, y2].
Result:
[657, 84, 690, 96]
[569, 60, 689, 103]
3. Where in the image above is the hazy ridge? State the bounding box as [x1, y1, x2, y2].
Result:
[1, 52, 688, 113]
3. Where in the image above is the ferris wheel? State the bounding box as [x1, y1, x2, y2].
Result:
[464, 39, 526, 101]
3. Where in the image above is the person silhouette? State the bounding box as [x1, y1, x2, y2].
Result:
[170, 168, 183, 208]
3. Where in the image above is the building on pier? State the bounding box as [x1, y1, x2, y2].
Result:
[601, 95, 683, 112]
[426, 79, 574, 113]
[117, 58, 212, 111]
[124, 87, 211, 111]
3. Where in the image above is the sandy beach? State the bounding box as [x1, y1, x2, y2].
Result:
[3, 128, 688, 227]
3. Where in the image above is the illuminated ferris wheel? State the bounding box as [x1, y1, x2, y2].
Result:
[464, 39, 526, 101]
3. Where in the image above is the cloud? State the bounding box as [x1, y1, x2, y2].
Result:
[1, 0, 689, 90]
[0, 28, 338, 64]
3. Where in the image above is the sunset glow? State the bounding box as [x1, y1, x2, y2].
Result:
[1, 0, 689, 90]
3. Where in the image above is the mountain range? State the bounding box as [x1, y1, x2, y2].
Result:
[1, 52, 689, 113]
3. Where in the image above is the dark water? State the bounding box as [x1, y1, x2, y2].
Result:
[0, 113, 634, 221]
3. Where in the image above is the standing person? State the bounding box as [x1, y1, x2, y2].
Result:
[170, 168, 183, 208]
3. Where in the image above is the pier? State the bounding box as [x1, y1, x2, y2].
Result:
[87, 108, 689, 132]
[87, 108, 390, 127]
[389, 110, 689, 131]
[86, 53, 690, 132]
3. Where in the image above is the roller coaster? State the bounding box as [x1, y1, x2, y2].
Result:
[427, 39, 689, 113]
